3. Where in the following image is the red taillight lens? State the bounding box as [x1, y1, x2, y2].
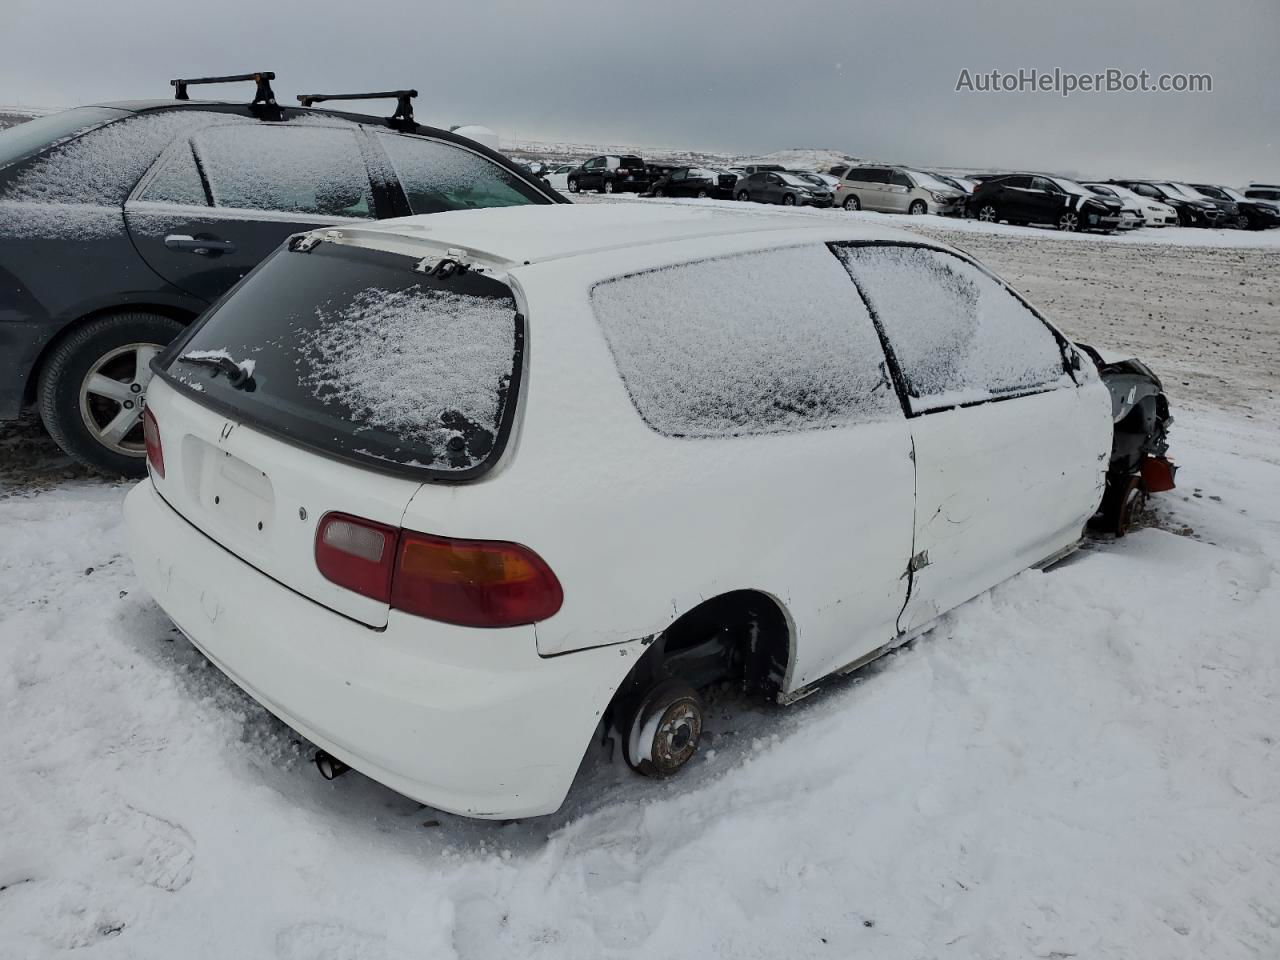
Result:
[315, 513, 398, 603]
[392, 531, 563, 628]
[314, 514, 564, 627]
[143, 407, 164, 478]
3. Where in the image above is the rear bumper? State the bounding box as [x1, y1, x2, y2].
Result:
[124, 480, 642, 818]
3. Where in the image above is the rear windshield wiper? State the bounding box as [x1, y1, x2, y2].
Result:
[176, 353, 255, 389]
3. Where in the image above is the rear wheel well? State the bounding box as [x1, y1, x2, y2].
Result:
[610, 591, 792, 726]
[24, 303, 196, 407]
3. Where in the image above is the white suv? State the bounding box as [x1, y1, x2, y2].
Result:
[126, 203, 1112, 818]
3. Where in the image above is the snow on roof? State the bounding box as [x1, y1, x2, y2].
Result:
[335, 201, 932, 266]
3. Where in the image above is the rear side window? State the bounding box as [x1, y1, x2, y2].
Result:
[833, 244, 1071, 413]
[162, 243, 522, 478]
[376, 132, 546, 213]
[590, 245, 898, 438]
[194, 125, 373, 218]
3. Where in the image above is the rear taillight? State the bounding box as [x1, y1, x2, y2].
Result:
[392, 531, 563, 627]
[143, 407, 164, 478]
[314, 513, 563, 628]
[315, 513, 397, 602]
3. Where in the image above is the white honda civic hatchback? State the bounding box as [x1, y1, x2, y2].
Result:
[125, 203, 1113, 818]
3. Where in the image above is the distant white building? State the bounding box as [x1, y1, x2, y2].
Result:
[450, 124, 499, 151]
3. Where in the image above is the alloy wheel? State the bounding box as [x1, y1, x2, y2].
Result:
[77, 342, 162, 456]
[1058, 212, 1079, 231]
[978, 205, 997, 222]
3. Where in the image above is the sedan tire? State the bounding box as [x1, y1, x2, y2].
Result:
[782, 194, 796, 206]
[38, 311, 185, 477]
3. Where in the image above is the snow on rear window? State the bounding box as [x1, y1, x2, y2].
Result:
[195, 125, 373, 218]
[833, 245, 1071, 413]
[298, 285, 517, 470]
[590, 244, 899, 438]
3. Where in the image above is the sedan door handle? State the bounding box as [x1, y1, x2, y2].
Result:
[164, 234, 237, 256]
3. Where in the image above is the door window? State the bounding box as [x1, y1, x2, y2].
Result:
[376, 132, 546, 213]
[140, 143, 209, 206]
[194, 124, 374, 218]
[855, 168, 888, 183]
[590, 244, 898, 438]
[833, 244, 1071, 414]
[1030, 176, 1060, 193]
[889, 171, 913, 187]
[1003, 175, 1033, 189]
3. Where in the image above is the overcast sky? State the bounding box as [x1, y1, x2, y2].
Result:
[3, 0, 1276, 183]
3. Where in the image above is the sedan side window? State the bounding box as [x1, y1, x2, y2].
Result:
[194, 124, 374, 218]
[833, 244, 1071, 414]
[590, 244, 899, 438]
[376, 132, 545, 213]
[140, 142, 209, 206]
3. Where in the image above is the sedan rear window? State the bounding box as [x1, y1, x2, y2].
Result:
[161, 242, 522, 478]
[0, 106, 126, 171]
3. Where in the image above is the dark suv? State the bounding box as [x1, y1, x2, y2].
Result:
[968, 174, 1124, 232]
[565, 155, 650, 194]
[0, 75, 561, 474]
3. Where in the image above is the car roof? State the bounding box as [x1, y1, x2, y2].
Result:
[329, 202, 936, 266]
[86, 98, 443, 131]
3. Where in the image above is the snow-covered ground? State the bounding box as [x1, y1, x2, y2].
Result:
[3, 227, 1280, 957]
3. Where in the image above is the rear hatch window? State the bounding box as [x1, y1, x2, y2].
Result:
[158, 241, 524, 480]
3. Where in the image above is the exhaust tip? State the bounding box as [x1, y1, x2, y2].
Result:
[314, 751, 350, 781]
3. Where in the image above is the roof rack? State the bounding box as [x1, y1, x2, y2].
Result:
[295, 90, 417, 130]
[170, 71, 278, 107]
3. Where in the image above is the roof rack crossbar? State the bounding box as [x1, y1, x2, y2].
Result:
[296, 90, 417, 127]
[171, 72, 277, 105]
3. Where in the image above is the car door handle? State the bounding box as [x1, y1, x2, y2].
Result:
[164, 234, 237, 256]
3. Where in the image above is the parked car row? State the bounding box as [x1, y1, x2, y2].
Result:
[967, 173, 1279, 232]
[534, 151, 1279, 234]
